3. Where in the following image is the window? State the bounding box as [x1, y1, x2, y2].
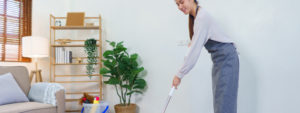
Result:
[0, 0, 32, 62]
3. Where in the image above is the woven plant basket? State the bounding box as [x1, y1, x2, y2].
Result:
[114, 103, 136, 113]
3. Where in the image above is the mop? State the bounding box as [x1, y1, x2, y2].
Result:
[161, 86, 176, 113]
[161, 47, 190, 113]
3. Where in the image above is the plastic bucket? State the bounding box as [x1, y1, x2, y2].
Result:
[83, 101, 110, 113]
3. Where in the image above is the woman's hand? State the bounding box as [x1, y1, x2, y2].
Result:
[172, 76, 181, 89]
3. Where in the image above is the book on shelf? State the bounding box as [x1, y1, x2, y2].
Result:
[62, 47, 65, 63]
[69, 51, 72, 63]
[65, 51, 68, 63]
[55, 47, 58, 63]
[55, 47, 72, 63]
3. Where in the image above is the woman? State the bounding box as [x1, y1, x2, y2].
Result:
[172, 0, 240, 112]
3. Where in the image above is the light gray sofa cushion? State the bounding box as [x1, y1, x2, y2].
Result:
[0, 73, 29, 105]
[0, 66, 30, 96]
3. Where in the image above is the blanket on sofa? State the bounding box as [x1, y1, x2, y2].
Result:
[28, 83, 65, 106]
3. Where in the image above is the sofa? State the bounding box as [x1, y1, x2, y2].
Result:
[0, 66, 65, 113]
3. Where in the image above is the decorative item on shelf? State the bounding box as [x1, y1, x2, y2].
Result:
[57, 39, 71, 45]
[84, 38, 98, 79]
[55, 20, 61, 26]
[66, 12, 85, 26]
[22, 36, 49, 83]
[76, 57, 83, 63]
[86, 23, 94, 26]
[100, 40, 146, 113]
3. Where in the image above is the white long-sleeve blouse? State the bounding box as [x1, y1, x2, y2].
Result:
[176, 7, 238, 79]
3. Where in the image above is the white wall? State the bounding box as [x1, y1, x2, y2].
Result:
[29, 0, 300, 113]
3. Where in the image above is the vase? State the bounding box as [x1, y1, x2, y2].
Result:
[114, 103, 136, 113]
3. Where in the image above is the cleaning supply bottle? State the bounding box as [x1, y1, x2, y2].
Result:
[90, 96, 99, 113]
[81, 97, 92, 113]
[93, 97, 99, 104]
[83, 97, 90, 103]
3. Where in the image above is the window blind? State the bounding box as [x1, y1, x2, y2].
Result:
[0, 0, 31, 62]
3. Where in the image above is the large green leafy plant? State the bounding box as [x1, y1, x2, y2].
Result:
[100, 40, 146, 106]
[84, 38, 98, 79]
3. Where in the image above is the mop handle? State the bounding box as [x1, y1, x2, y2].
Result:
[169, 86, 175, 96]
[162, 47, 188, 113]
[162, 86, 176, 113]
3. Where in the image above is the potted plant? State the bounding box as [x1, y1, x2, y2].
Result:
[84, 38, 98, 79]
[100, 40, 146, 113]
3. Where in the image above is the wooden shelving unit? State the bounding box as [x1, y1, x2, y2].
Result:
[49, 14, 103, 112]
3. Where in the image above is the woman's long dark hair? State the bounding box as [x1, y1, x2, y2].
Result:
[188, 0, 199, 40]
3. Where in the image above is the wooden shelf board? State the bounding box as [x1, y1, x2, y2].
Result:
[55, 40, 99, 42]
[65, 110, 81, 112]
[66, 92, 101, 95]
[55, 17, 99, 19]
[66, 99, 80, 102]
[51, 44, 99, 47]
[52, 63, 99, 65]
[53, 81, 100, 83]
[51, 26, 99, 29]
[55, 74, 101, 77]
[72, 57, 99, 59]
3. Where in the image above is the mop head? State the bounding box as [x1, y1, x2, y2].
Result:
[78, 92, 95, 105]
